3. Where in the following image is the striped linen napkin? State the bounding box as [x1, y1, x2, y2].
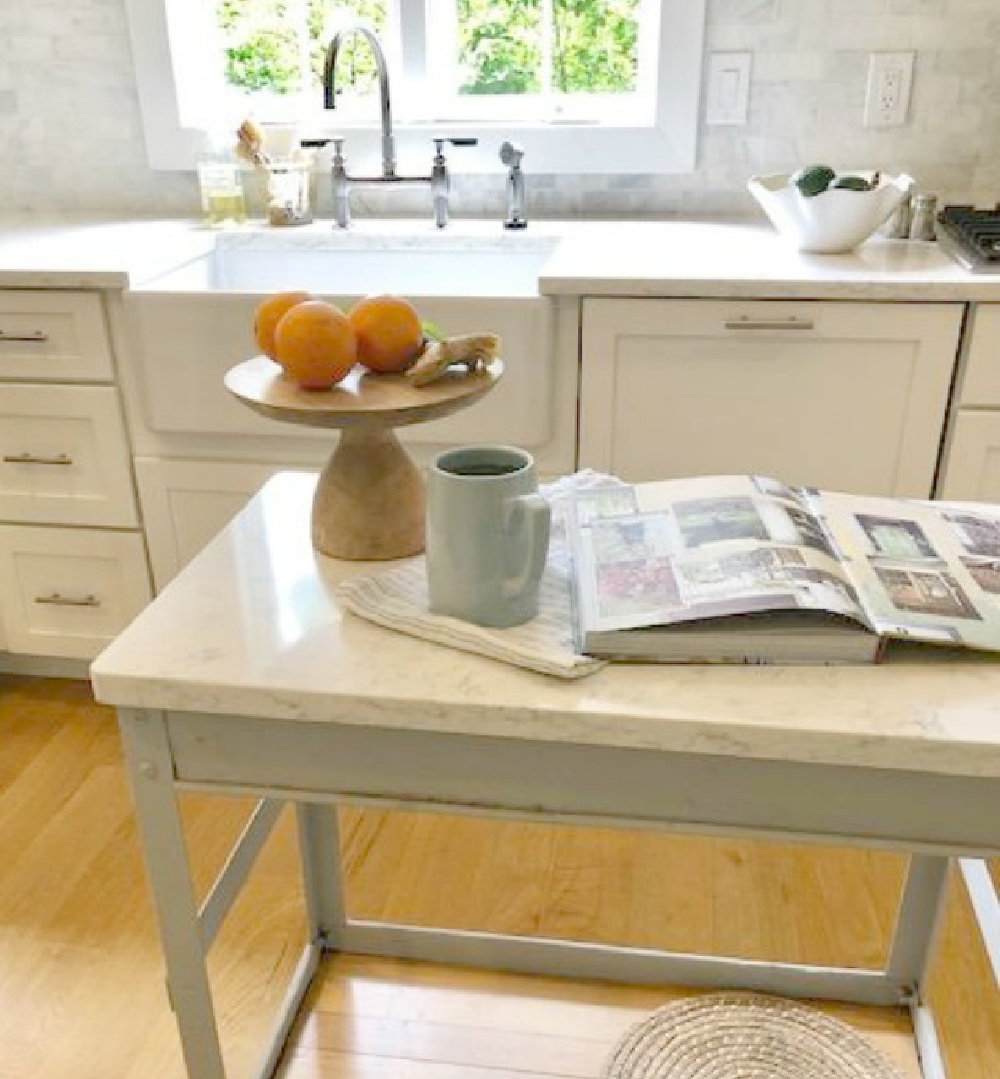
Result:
[334, 471, 622, 679]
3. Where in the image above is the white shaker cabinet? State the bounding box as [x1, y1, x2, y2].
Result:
[938, 305, 1000, 501]
[134, 458, 290, 590]
[579, 299, 963, 497]
[0, 290, 151, 663]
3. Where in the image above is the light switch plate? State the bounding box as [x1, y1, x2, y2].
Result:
[705, 52, 751, 126]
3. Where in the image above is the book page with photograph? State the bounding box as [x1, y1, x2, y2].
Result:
[569, 475, 871, 636]
[807, 491, 1000, 651]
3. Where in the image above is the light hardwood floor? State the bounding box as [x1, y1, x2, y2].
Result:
[1, 674, 998, 1079]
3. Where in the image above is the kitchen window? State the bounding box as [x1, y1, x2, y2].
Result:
[125, 0, 705, 174]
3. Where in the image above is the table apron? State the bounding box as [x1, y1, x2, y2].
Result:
[164, 711, 1000, 855]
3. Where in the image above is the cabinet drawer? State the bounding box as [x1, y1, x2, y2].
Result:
[0, 384, 138, 526]
[0, 526, 151, 660]
[0, 291, 113, 381]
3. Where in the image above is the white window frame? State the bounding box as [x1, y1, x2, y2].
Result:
[124, 0, 706, 175]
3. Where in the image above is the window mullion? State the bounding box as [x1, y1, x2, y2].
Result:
[289, 0, 311, 100]
[542, 0, 553, 104]
[396, 0, 428, 119]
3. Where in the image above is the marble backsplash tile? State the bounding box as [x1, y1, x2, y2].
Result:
[3, 0, 1000, 219]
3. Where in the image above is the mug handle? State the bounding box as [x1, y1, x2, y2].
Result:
[503, 493, 551, 603]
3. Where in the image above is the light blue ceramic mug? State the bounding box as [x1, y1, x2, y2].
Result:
[426, 445, 551, 628]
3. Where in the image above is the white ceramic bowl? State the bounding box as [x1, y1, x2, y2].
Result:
[747, 171, 914, 254]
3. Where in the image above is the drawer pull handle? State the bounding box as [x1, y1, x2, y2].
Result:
[724, 317, 815, 331]
[34, 592, 101, 608]
[3, 453, 73, 466]
[0, 329, 49, 343]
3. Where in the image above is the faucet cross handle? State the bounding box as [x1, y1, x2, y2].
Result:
[434, 136, 479, 162]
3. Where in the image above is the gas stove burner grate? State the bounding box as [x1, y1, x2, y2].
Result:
[937, 205, 1000, 271]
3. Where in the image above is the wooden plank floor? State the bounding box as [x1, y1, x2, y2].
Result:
[0, 674, 997, 1079]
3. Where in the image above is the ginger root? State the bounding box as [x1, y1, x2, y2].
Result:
[404, 333, 500, 387]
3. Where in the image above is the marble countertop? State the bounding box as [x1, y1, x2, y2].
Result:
[0, 217, 216, 288]
[538, 219, 996, 300]
[90, 471, 1000, 781]
[1, 214, 999, 300]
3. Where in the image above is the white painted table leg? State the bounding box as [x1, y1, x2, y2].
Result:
[887, 856, 952, 1079]
[295, 802, 347, 949]
[960, 858, 1000, 987]
[118, 708, 227, 1079]
[886, 855, 950, 994]
[910, 1001, 949, 1079]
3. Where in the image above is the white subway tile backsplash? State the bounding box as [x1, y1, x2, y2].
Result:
[4, 0, 1000, 217]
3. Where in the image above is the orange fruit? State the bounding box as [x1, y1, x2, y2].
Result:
[273, 300, 357, 390]
[347, 294, 425, 374]
[253, 290, 313, 360]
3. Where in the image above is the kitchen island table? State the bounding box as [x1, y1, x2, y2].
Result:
[90, 471, 1000, 1079]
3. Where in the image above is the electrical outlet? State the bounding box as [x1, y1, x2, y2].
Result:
[864, 52, 914, 127]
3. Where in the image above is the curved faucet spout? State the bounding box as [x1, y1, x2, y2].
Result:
[322, 24, 395, 177]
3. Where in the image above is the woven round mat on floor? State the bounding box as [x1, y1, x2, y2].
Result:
[601, 992, 909, 1079]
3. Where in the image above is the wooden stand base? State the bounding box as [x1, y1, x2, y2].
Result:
[312, 426, 425, 561]
[224, 356, 503, 561]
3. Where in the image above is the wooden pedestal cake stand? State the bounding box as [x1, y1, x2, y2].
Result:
[224, 355, 503, 560]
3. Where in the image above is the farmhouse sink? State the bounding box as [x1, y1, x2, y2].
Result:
[126, 227, 559, 447]
[140, 231, 558, 299]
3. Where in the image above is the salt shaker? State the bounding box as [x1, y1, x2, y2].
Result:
[909, 194, 938, 241]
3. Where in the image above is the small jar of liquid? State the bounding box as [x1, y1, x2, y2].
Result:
[196, 135, 247, 228]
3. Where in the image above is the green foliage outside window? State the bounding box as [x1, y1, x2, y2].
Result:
[217, 0, 640, 98]
[550, 0, 639, 93]
[456, 0, 639, 95]
[455, 1, 542, 95]
[218, 0, 302, 92]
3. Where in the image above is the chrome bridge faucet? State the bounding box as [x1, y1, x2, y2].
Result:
[322, 24, 476, 228]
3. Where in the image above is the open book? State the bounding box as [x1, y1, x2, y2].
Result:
[565, 474, 1000, 664]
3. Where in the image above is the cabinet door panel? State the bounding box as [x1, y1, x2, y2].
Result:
[956, 304, 1000, 407]
[135, 457, 292, 590]
[580, 299, 962, 497]
[938, 412, 1000, 501]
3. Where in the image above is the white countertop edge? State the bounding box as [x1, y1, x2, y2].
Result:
[87, 664, 1000, 781]
[538, 277, 1000, 301]
[2, 216, 999, 300]
[0, 270, 133, 288]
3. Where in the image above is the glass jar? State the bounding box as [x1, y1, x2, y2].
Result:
[196, 136, 247, 228]
[264, 161, 313, 227]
